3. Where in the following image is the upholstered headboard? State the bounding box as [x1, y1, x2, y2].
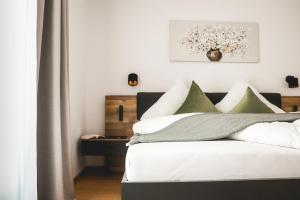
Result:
[136, 92, 282, 120]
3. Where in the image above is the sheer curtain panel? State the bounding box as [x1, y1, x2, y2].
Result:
[0, 0, 37, 200]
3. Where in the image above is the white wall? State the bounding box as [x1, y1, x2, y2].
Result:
[69, 0, 109, 176]
[107, 0, 300, 95]
[69, 0, 300, 175]
[69, 0, 86, 177]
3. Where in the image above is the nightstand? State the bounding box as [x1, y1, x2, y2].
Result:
[80, 95, 137, 172]
[80, 136, 130, 172]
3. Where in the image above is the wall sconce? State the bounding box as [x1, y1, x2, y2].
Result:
[128, 73, 138, 86]
[286, 75, 299, 88]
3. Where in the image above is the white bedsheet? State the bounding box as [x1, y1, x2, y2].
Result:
[125, 140, 300, 182]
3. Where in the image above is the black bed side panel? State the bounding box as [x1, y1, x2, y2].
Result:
[122, 179, 300, 200]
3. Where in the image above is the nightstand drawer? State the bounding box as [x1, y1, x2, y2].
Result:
[80, 139, 128, 156]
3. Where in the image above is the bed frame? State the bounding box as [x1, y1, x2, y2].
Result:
[121, 92, 300, 200]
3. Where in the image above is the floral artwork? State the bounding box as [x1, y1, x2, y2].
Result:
[181, 25, 248, 59]
[169, 21, 259, 63]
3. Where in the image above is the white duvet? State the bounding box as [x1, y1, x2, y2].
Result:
[133, 113, 300, 149]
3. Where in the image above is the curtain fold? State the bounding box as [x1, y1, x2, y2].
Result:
[37, 0, 75, 199]
[36, 0, 45, 79]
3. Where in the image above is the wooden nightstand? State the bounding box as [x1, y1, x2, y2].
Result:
[80, 136, 130, 172]
[80, 95, 137, 172]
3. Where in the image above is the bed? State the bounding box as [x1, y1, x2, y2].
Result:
[121, 92, 300, 200]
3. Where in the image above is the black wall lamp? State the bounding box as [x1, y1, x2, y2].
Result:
[286, 75, 299, 88]
[128, 73, 138, 86]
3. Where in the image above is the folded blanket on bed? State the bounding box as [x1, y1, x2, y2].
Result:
[128, 113, 300, 148]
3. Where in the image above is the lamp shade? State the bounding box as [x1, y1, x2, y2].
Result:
[128, 73, 138, 86]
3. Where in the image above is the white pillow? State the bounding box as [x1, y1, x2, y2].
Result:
[140, 79, 190, 120]
[134, 113, 199, 134]
[215, 80, 285, 113]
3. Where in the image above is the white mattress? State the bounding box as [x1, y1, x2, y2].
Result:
[125, 140, 300, 182]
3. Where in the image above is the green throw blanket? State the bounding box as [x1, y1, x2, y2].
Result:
[128, 113, 300, 146]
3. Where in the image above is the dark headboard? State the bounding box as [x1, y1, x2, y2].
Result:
[137, 92, 282, 120]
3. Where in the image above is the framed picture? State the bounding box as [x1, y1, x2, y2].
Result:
[169, 20, 260, 63]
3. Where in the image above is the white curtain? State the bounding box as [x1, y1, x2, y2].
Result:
[0, 0, 37, 200]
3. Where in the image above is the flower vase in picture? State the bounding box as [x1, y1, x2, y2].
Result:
[206, 48, 222, 62]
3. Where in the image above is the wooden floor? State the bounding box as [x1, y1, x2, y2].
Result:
[75, 167, 122, 200]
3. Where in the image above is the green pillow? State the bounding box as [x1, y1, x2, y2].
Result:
[175, 81, 218, 114]
[230, 87, 274, 113]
